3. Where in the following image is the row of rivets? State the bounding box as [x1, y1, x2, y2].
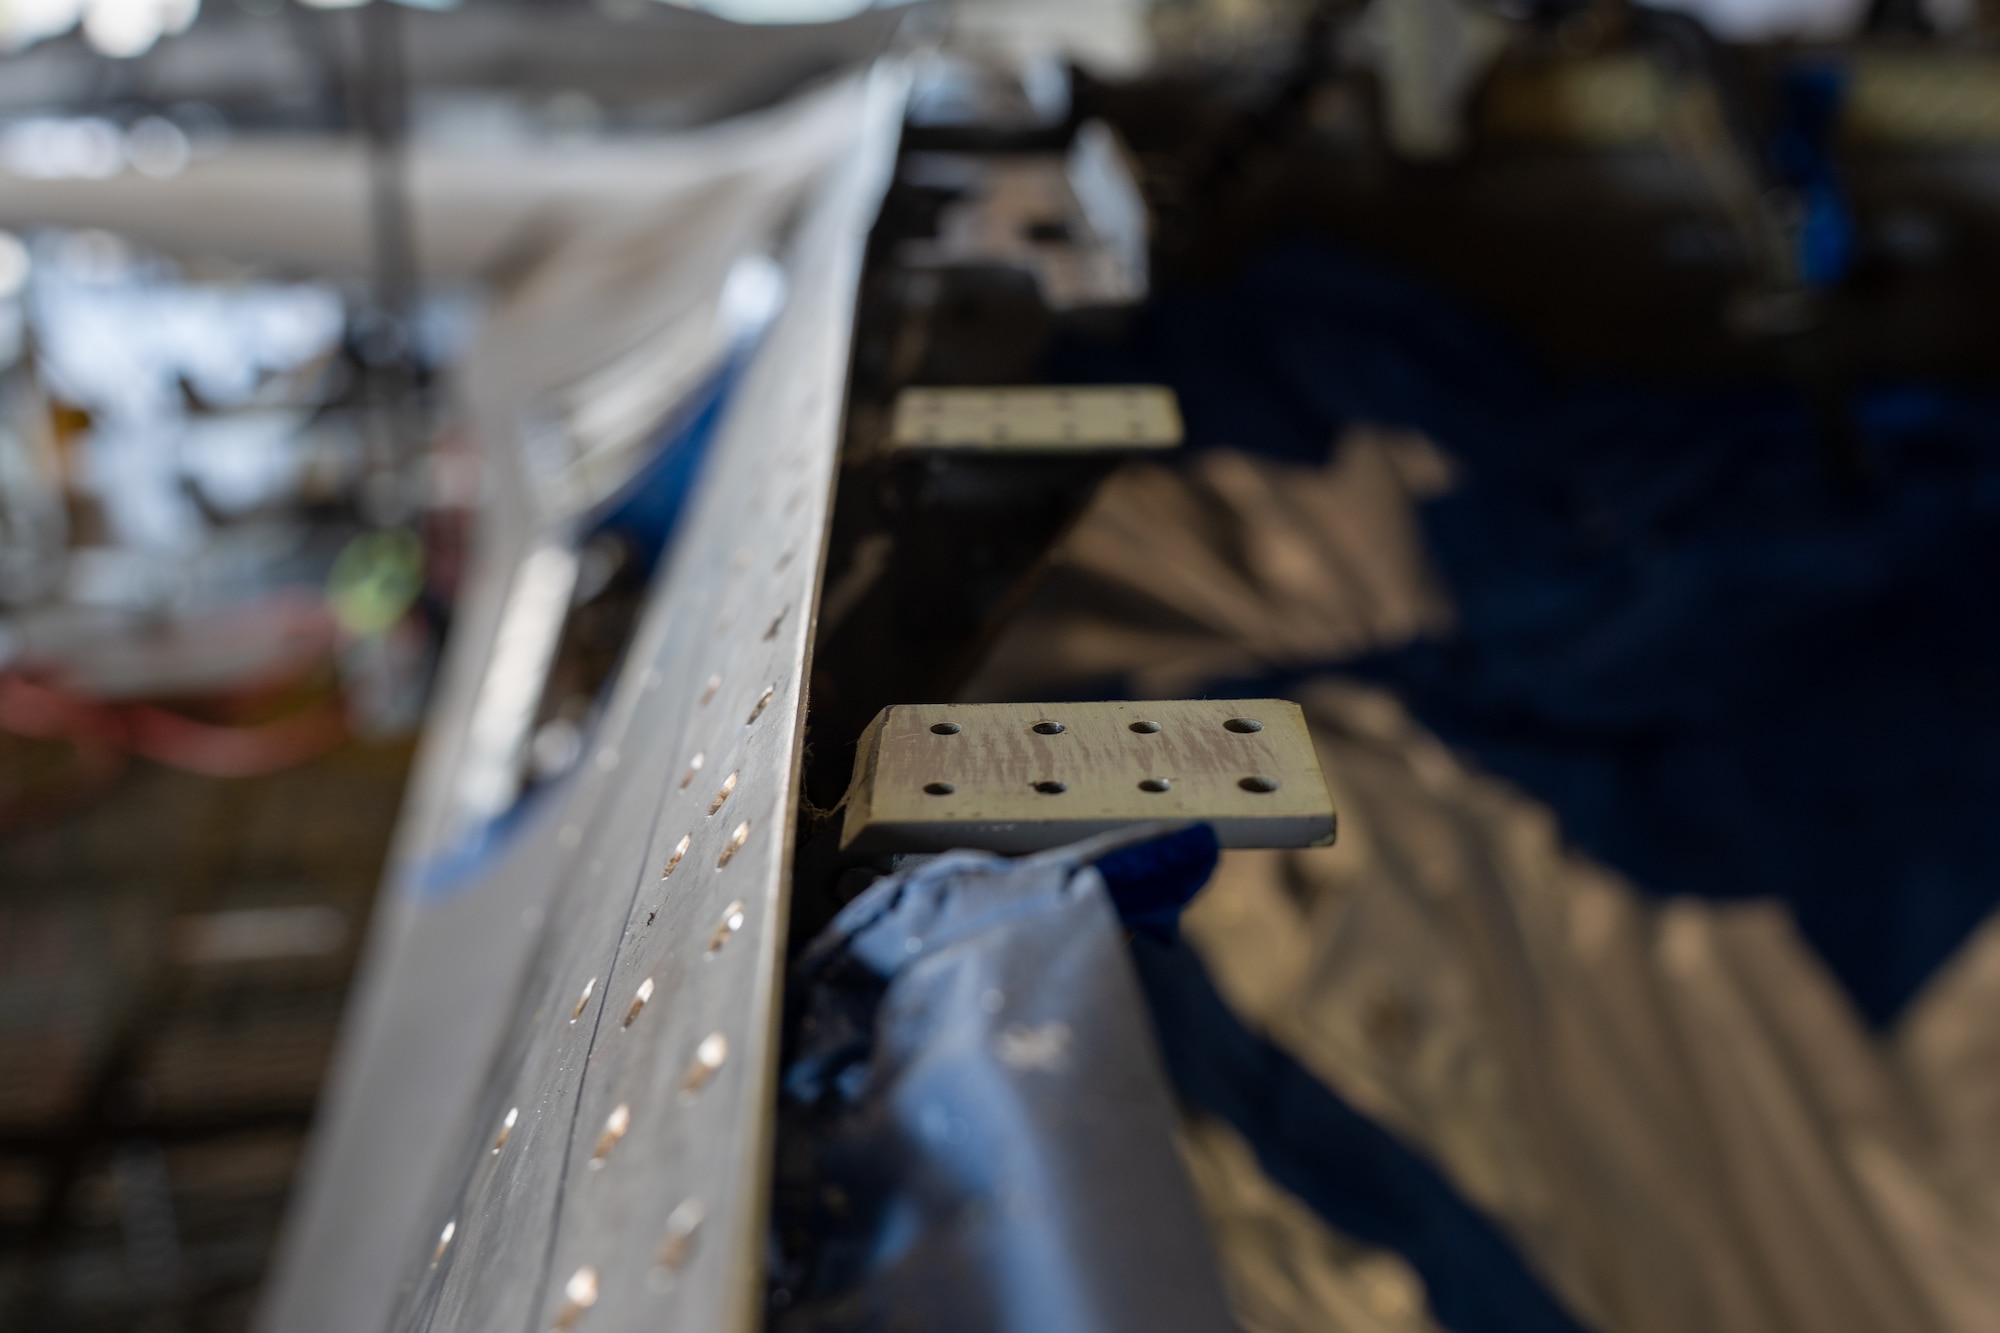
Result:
[457, 456, 810, 1327]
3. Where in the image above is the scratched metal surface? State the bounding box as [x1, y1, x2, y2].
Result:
[259, 65, 905, 1333]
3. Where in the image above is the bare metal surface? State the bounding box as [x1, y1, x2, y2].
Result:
[258, 66, 905, 1333]
[889, 385, 1182, 452]
[842, 699, 1337, 855]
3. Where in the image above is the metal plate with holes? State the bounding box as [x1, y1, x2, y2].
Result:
[889, 385, 1182, 452]
[840, 699, 1336, 855]
[264, 68, 906, 1333]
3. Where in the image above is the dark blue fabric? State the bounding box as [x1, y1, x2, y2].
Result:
[1772, 63, 1855, 290]
[1130, 932, 1594, 1333]
[1055, 241, 2000, 1025]
[773, 832, 1238, 1333]
[775, 827, 1595, 1333]
[1095, 822, 1220, 941]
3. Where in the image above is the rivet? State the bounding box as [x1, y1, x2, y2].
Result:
[492, 1106, 518, 1154]
[624, 978, 654, 1028]
[554, 1266, 598, 1329]
[682, 1033, 728, 1095]
[655, 1198, 705, 1273]
[590, 1104, 629, 1167]
[717, 822, 750, 868]
[570, 978, 596, 1023]
[706, 902, 746, 956]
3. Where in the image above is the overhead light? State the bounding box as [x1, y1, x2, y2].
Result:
[659, 0, 893, 21]
[80, 0, 198, 57]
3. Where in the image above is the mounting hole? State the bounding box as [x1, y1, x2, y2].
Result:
[1129, 720, 1161, 734]
[924, 782, 955, 796]
[1139, 778, 1171, 793]
[1033, 780, 1067, 795]
[930, 722, 961, 736]
[1239, 775, 1280, 793]
[1031, 721, 1065, 735]
[1224, 717, 1264, 734]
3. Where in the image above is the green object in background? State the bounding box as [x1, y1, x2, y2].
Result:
[328, 529, 424, 637]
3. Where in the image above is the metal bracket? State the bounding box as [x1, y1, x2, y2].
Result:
[840, 699, 1337, 856]
[888, 384, 1182, 453]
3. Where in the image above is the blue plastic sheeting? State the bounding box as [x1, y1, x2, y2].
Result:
[1056, 242, 2000, 1025]
[775, 825, 1594, 1333]
[772, 827, 1238, 1333]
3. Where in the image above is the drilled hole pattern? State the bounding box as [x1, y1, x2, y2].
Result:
[378, 143, 871, 1333]
[901, 708, 1304, 816]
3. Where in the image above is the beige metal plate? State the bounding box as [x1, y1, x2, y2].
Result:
[841, 699, 1335, 855]
[889, 385, 1182, 452]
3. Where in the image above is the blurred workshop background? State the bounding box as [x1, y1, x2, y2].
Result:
[2, 0, 1999, 1330]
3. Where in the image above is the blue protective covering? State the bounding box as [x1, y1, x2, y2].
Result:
[1056, 242, 2000, 1025]
[775, 825, 1594, 1333]
[772, 827, 1239, 1333]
